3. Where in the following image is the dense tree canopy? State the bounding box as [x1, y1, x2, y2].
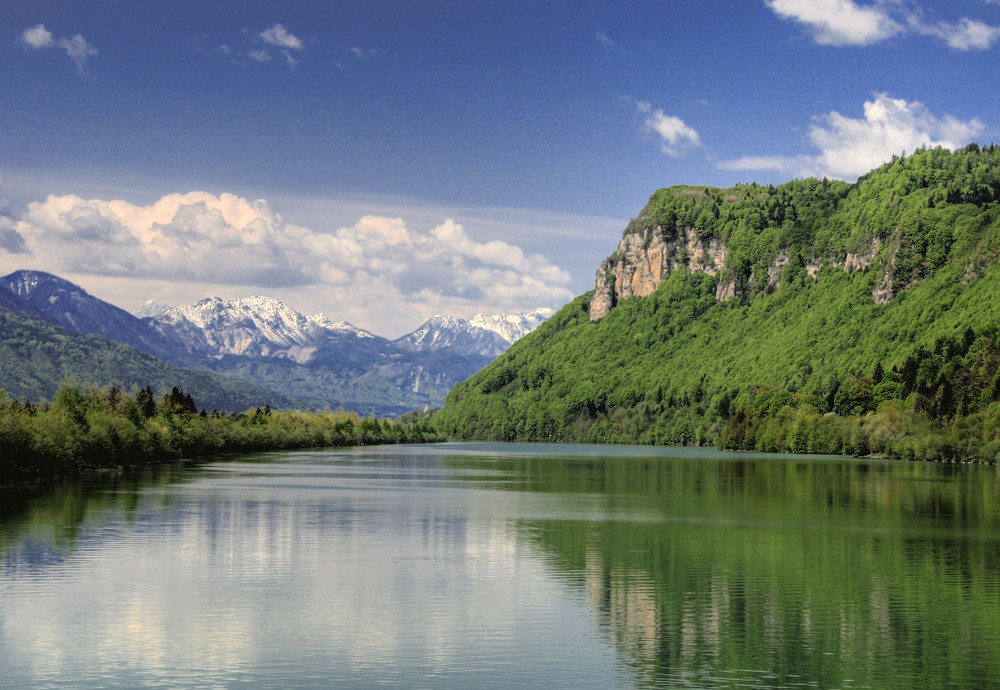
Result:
[0, 383, 442, 482]
[435, 145, 1000, 463]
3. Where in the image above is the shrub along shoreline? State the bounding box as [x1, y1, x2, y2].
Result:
[0, 383, 443, 483]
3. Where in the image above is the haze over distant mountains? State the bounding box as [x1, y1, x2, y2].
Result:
[0, 269, 551, 415]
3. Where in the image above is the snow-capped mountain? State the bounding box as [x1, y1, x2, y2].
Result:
[469, 308, 554, 343]
[132, 299, 172, 319]
[0, 267, 556, 414]
[393, 315, 511, 357]
[393, 309, 552, 357]
[147, 296, 376, 364]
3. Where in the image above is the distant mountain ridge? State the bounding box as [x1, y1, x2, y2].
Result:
[147, 296, 376, 364]
[1, 270, 195, 367]
[0, 283, 298, 412]
[395, 309, 554, 357]
[0, 269, 550, 415]
[140, 294, 552, 413]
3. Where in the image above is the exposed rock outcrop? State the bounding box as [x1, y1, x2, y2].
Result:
[590, 228, 727, 320]
[589, 226, 892, 320]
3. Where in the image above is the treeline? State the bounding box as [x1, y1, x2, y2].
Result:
[0, 382, 442, 482]
[434, 145, 1000, 463]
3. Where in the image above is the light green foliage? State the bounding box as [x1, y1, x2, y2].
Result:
[0, 383, 443, 481]
[435, 145, 1000, 461]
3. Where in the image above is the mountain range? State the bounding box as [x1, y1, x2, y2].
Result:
[434, 144, 1000, 463]
[0, 270, 551, 415]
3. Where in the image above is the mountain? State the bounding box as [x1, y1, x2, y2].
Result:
[0, 309, 298, 412]
[147, 296, 377, 364]
[0, 283, 52, 321]
[394, 315, 511, 357]
[0, 270, 194, 366]
[395, 309, 555, 357]
[469, 308, 554, 343]
[144, 296, 550, 415]
[434, 144, 1000, 463]
[132, 299, 171, 319]
[0, 270, 548, 416]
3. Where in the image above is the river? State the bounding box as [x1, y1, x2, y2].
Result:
[1, 442, 999, 688]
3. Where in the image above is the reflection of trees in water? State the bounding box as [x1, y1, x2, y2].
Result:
[509, 454, 1000, 689]
[0, 462, 191, 571]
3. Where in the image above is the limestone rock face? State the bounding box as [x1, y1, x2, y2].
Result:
[588, 223, 892, 320]
[590, 228, 726, 320]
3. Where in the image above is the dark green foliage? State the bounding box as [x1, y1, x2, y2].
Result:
[435, 145, 1000, 462]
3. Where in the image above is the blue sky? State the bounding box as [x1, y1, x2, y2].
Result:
[2, 0, 999, 336]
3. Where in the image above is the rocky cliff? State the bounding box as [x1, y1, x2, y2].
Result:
[590, 227, 728, 320]
[589, 184, 899, 321]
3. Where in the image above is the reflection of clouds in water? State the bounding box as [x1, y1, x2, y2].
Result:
[0, 466, 625, 687]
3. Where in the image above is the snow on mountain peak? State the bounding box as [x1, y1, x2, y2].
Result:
[468, 307, 554, 343]
[132, 299, 172, 319]
[149, 295, 377, 362]
[394, 308, 552, 356]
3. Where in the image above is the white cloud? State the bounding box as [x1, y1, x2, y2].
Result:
[912, 16, 1000, 50]
[248, 49, 271, 62]
[718, 93, 985, 180]
[765, 0, 902, 46]
[19, 25, 97, 74]
[282, 50, 298, 68]
[259, 24, 303, 50]
[596, 31, 614, 47]
[21, 24, 54, 49]
[0, 192, 574, 335]
[636, 101, 701, 157]
[765, 0, 1000, 50]
[58, 34, 98, 74]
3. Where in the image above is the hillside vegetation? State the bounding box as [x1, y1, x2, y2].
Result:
[0, 382, 441, 482]
[435, 144, 1000, 462]
[0, 311, 298, 412]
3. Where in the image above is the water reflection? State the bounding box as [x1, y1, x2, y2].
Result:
[1, 445, 1000, 688]
[475, 449, 1000, 689]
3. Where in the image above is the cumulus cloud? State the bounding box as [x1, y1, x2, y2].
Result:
[637, 101, 701, 156]
[18, 24, 97, 73]
[259, 24, 303, 50]
[1, 192, 574, 333]
[718, 93, 985, 180]
[765, 0, 1000, 50]
[765, 0, 902, 46]
[21, 24, 54, 49]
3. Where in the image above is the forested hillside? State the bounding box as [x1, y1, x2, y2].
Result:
[435, 144, 1000, 462]
[0, 311, 298, 413]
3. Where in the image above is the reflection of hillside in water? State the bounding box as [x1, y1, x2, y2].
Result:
[503, 452, 1000, 689]
[4, 447, 1000, 688]
[0, 462, 192, 574]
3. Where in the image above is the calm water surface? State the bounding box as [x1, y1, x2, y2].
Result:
[2, 442, 1000, 688]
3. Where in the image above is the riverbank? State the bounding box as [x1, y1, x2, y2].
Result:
[0, 383, 443, 484]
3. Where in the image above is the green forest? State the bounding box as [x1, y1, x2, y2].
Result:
[0, 382, 441, 482]
[434, 144, 1000, 463]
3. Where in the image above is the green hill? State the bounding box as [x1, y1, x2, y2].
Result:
[435, 144, 1000, 462]
[0, 311, 298, 412]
